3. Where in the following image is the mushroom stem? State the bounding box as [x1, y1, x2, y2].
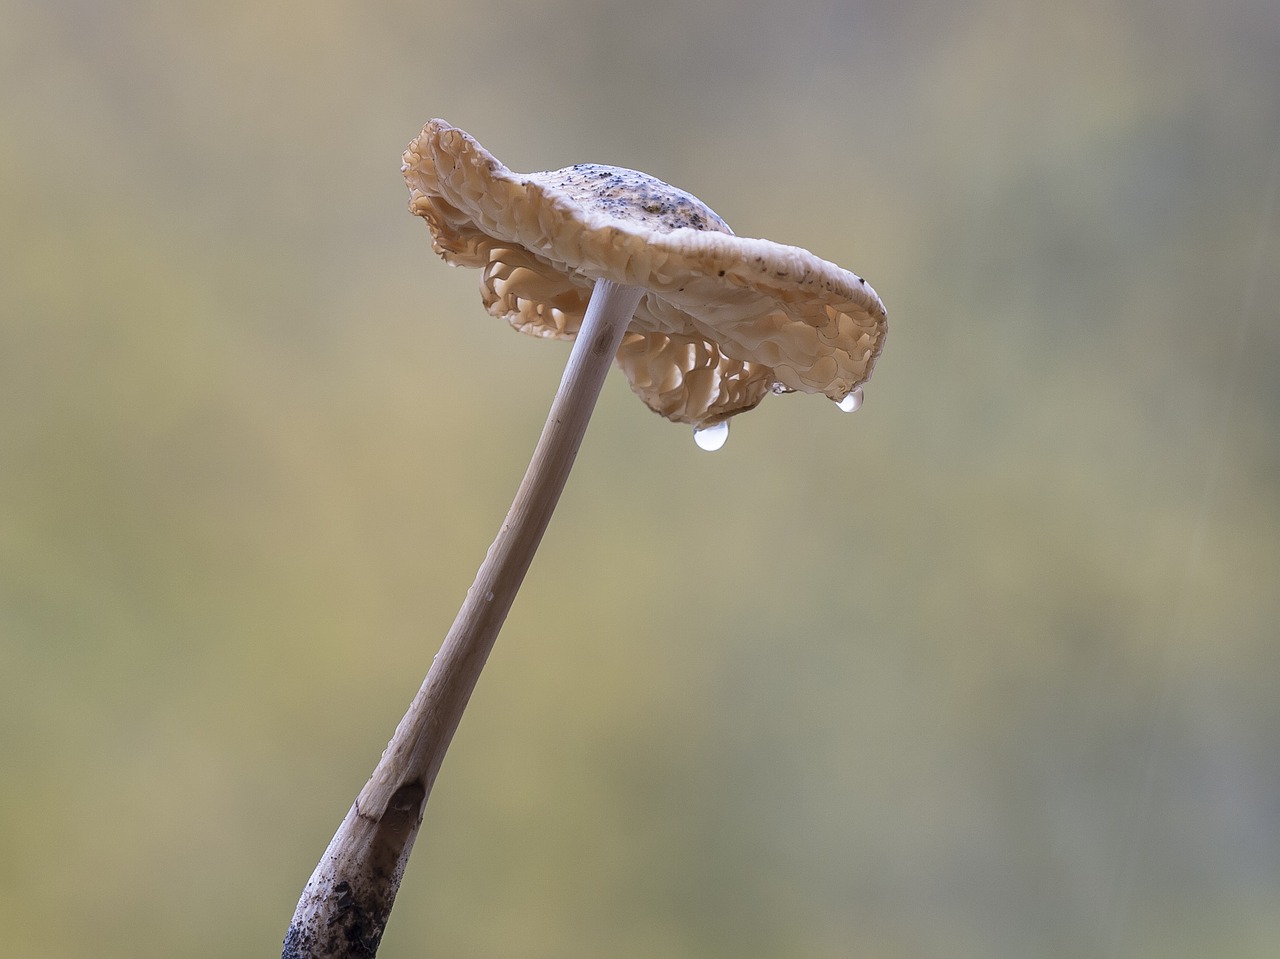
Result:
[282, 279, 646, 959]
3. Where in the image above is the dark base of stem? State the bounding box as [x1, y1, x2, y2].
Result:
[282, 781, 426, 959]
[282, 880, 387, 959]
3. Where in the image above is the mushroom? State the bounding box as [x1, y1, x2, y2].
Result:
[402, 119, 886, 445]
[283, 121, 887, 959]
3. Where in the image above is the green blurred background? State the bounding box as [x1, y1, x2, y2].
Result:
[3, 0, 1278, 956]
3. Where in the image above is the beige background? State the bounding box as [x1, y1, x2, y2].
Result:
[3, 0, 1279, 956]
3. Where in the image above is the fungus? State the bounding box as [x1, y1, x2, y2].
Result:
[283, 121, 888, 959]
[402, 119, 887, 444]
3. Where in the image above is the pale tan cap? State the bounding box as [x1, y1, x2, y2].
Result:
[403, 119, 887, 428]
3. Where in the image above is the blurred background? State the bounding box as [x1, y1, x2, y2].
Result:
[3, 0, 1278, 956]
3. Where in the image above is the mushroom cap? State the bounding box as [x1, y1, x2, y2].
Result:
[403, 119, 887, 427]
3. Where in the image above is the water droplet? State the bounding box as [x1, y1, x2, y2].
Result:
[693, 420, 730, 451]
[836, 386, 864, 413]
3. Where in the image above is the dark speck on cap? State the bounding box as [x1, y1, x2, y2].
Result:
[533, 164, 734, 236]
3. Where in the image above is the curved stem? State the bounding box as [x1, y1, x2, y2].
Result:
[283, 279, 646, 959]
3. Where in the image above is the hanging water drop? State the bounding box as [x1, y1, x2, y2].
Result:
[693, 420, 730, 451]
[836, 386, 864, 413]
